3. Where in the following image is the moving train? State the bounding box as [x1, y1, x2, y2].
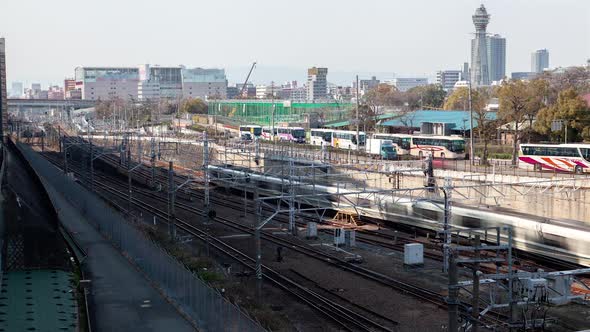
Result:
[209, 165, 590, 267]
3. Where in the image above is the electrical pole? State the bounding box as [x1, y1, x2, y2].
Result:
[355, 75, 360, 162]
[203, 131, 211, 256]
[468, 79, 474, 167]
[448, 252, 459, 332]
[168, 161, 176, 241]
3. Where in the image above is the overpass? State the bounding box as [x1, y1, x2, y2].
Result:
[8, 98, 97, 112]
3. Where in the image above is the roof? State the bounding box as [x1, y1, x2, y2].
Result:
[380, 110, 497, 129]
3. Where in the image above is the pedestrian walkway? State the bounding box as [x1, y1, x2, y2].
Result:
[42, 180, 196, 332]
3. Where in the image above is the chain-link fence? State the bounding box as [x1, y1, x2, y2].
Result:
[14, 140, 265, 332]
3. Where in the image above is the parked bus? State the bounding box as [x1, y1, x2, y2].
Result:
[261, 126, 277, 140]
[519, 143, 590, 174]
[276, 127, 306, 143]
[409, 135, 466, 159]
[310, 129, 334, 146]
[239, 125, 262, 140]
[372, 133, 412, 155]
[332, 130, 366, 151]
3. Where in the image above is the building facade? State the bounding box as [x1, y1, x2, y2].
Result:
[470, 5, 491, 86]
[306, 67, 328, 101]
[511, 72, 537, 81]
[140, 65, 183, 100]
[390, 78, 428, 92]
[487, 34, 506, 82]
[181, 68, 227, 99]
[436, 70, 462, 91]
[75, 67, 140, 100]
[531, 49, 550, 73]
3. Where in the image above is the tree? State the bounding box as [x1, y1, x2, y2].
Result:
[535, 88, 590, 142]
[444, 87, 494, 164]
[181, 98, 208, 115]
[364, 83, 404, 114]
[498, 80, 541, 165]
[406, 84, 447, 109]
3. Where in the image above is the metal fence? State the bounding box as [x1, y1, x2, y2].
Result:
[14, 141, 265, 332]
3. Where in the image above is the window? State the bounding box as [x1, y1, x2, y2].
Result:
[580, 148, 590, 162]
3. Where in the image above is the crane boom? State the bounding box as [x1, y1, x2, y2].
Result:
[240, 62, 256, 98]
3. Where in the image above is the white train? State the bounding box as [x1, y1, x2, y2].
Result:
[209, 165, 590, 267]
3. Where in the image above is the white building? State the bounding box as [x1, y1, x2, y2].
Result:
[306, 67, 328, 101]
[10, 82, 23, 98]
[140, 65, 182, 100]
[181, 68, 227, 99]
[75, 67, 140, 101]
[390, 78, 428, 92]
[436, 70, 462, 92]
[255, 85, 280, 99]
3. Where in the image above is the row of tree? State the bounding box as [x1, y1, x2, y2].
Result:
[94, 97, 208, 125]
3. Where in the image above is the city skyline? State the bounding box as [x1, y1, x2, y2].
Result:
[1, 0, 588, 87]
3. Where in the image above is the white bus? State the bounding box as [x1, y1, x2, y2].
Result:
[239, 125, 262, 140]
[276, 127, 306, 143]
[332, 130, 366, 151]
[372, 133, 412, 155]
[519, 143, 590, 174]
[261, 126, 277, 140]
[310, 129, 334, 146]
[409, 135, 466, 159]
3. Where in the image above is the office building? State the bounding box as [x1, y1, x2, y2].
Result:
[462, 63, 469, 83]
[75, 67, 140, 100]
[255, 84, 280, 99]
[436, 70, 462, 92]
[470, 5, 490, 86]
[390, 78, 428, 92]
[487, 34, 506, 82]
[531, 49, 550, 73]
[181, 68, 227, 99]
[140, 65, 182, 100]
[357, 76, 380, 93]
[11, 82, 23, 98]
[306, 67, 328, 101]
[0, 38, 6, 135]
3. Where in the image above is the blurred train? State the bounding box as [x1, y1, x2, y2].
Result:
[209, 165, 590, 267]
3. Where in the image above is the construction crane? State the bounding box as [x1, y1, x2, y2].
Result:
[239, 62, 256, 98]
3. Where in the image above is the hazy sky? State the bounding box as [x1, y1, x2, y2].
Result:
[1, 0, 589, 87]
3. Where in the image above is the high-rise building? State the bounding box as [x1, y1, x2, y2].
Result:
[531, 49, 550, 73]
[389, 78, 428, 92]
[462, 62, 470, 82]
[358, 76, 380, 93]
[11, 82, 23, 98]
[306, 67, 328, 101]
[436, 70, 462, 92]
[0, 38, 6, 135]
[470, 4, 490, 87]
[487, 34, 506, 82]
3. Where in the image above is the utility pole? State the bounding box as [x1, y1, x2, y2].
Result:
[168, 161, 176, 241]
[448, 252, 459, 332]
[468, 79, 474, 168]
[355, 75, 360, 162]
[203, 131, 211, 256]
[471, 235, 481, 332]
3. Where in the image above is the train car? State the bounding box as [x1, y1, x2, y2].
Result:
[209, 165, 590, 267]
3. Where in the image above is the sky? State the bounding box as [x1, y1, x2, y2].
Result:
[1, 0, 589, 88]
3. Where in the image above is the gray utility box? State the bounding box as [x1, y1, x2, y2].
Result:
[404, 243, 424, 265]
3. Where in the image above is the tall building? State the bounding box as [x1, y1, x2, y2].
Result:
[358, 76, 380, 93]
[389, 78, 428, 92]
[531, 49, 550, 73]
[470, 4, 490, 87]
[306, 67, 328, 101]
[511, 72, 537, 81]
[75, 67, 140, 100]
[11, 82, 23, 98]
[0, 38, 6, 135]
[436, 70, 462, 92]
[181, 68, 227, 99]
[487, 34, 506, 82]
